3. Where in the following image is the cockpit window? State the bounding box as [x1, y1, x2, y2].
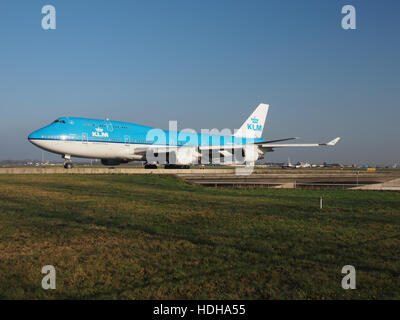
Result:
[53, 120, 66, 124]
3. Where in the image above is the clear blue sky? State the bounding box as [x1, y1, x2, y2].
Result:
[0, 0, 399, 165]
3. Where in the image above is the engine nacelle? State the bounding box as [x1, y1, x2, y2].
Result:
[242, 145, 264, 163]
[174, 147, 200, 165]
[101, 159, 129, 166]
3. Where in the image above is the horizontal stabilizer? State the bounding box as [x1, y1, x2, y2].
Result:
[255, 137, 299, 144]
[258, 137, 341, 149]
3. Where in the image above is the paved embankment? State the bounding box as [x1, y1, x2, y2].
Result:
[351, 178, 400, 191]
[177, 171, 398, 189]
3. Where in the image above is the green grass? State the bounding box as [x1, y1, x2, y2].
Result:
[0, 174, 399, 299]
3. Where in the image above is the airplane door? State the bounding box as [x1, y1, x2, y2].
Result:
[124, 135, 134, 156]
[105, 119, 113, 132]
[82, 132, 88, 144]
[124, 135, 130, 146]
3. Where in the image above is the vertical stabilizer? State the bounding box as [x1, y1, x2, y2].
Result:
[234, 103, 269, 139]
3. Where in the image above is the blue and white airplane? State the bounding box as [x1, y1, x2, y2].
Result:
[28, 103, 340, 169]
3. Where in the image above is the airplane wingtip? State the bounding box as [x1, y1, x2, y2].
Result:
[327, 137, 341, 146]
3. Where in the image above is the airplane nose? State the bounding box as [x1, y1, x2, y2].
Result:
[28, 130, 41, 144]
[28, 131, 36, 140]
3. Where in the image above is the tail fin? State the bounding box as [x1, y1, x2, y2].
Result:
[234, 103, 269, 139]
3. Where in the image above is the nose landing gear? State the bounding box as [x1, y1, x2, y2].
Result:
[63, 154, 73, 169]
[64, 162, 73, 169]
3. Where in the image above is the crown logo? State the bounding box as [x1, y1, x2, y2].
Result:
[251, 117, 259, 124]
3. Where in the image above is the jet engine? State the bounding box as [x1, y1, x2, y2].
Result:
[174, 147, 200, 165]
[241, 145, 264, 163]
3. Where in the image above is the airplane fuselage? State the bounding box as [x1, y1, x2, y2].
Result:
[28, 117, 262, 161]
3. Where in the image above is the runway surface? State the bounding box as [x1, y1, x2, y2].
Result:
[1, 167, 399, 190]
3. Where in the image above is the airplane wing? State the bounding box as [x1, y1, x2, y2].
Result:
[255, 137, 299, 144]
[135, 137, 341, 161]
[198, 137, 341, 151]
[259, 137, 341, 151]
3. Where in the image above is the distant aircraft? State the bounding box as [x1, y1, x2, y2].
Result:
[295, 161, 312, 169]
[28, 103, 340, 169]
[282, 157, 296, 169]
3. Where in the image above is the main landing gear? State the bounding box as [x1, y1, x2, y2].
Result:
[144, 163, 158, 169]
[63, 155, 74, 169]
[144, 163, 190, 169]
[164, 164, 190, 169]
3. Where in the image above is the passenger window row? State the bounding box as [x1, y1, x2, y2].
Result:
[82, 123, 130, 129]
[83, 123, 106, 128]
[41, 136, 155, 144]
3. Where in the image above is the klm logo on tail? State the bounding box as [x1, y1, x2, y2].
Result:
[234, 103, 269, 139]
[247, 117, 262, 131]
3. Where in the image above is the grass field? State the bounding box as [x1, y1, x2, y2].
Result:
[0, 174, 399, 299]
